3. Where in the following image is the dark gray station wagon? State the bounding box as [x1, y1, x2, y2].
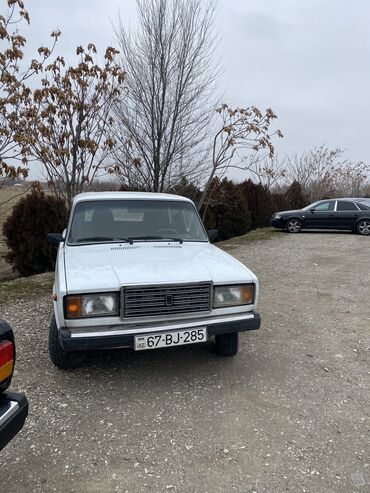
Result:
[271, 198, 370, 235]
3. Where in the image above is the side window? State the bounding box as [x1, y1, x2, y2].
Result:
[336, 201, 358, 211]
[315, 201, 334, 211]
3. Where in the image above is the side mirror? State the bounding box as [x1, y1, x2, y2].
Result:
[62, 229, 67, 239]
[47, 233, 64, 244]
[207, 229, 219, 242]
[309, 208, 315, 213]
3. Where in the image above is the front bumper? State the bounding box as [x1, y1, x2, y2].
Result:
[59, 311, 261, 351]
[0, 391, 28, 451]
[271, 217, 285, 228]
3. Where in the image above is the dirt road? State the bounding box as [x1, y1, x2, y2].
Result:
[0, 230, 369, 492]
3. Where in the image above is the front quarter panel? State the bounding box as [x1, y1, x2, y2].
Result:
[53, 243, 67, 329]
[211, 245, 260, 310]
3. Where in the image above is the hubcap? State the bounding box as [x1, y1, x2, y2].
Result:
[288, 220, 300, 233]
[358, 221, 370, 235]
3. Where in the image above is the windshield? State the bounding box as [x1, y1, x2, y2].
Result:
[68, 199, 208, 244]
[302, 201, 322, 211]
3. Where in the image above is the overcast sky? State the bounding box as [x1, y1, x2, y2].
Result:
[23, 0, 370, 179]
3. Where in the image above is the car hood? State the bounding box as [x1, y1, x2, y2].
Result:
[274, 209, 303, 216]
[63, 242, 257, 293]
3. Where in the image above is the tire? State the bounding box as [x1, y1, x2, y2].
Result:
[215, 332, 239, 356]
[286, 218, 302, 233]
[48, 314, 85, 369]
[356, 219, 370, 236]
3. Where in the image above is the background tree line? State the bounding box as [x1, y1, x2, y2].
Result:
[1, 0, 368, 209]
[0, 0, 369, 276]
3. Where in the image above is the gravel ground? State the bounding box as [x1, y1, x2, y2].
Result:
[0, 230, 369, 493]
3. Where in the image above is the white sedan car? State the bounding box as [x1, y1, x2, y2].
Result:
[48, 192, 261, 368]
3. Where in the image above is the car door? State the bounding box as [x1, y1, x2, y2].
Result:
[304, 200, 335, 228]
[333, 200, 360, 229]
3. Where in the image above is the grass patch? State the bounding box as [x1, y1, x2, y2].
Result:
[219, 227, 284, 250]
[0, 272, 54, 305]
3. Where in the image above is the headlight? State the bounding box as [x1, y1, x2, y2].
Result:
[65, 293, 119, 318]
[213, 284, 254, 308]
[273, 214, 281, 219]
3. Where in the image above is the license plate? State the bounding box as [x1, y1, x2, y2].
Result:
[134, 328, 207, 351]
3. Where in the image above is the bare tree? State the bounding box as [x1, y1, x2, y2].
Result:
[0, 0, 59, 197]
[247, 153, 287, 190]
[285, 145, 346, 201]
[113, 0, 219, 192]
[284, 144, 369, 201]
[285, 144, 343, 196]
[331, 160, 369, 197]
[23, 44, 125, 207]
[197, 104, 283, 210]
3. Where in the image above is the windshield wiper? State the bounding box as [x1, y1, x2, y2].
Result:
[159, 237, 183, 244]
[76, 236, 132, 244]
[128, 235, 183, 244]
[127, 235, 162, 241]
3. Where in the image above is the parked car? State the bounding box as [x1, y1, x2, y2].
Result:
[271, 198, 370, 235]
[0, 320, 28, 451]
[48, 192, 261, 369]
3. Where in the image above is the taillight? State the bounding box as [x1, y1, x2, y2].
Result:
[0, 340, 14, 383]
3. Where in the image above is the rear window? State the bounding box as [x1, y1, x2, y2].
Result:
[356, 202, 370, 210]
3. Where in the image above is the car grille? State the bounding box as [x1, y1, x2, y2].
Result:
[122, 283, 212, 318]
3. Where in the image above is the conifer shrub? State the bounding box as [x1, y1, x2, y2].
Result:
[240, 179, 275, 228]
[203, 178, 252, 241]
[270, 191, 289, 213]
[285, 180, 307, 210]
[3, 190, 68, 276]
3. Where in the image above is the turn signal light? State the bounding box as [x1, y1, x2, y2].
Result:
[241, 285, 254, 304]
[65, 296, 82, 318]
[0, 340, 14, 383]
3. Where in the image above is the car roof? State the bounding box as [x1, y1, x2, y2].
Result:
[72, 191, 193, 204]
[316, 198, 370, 203]
[336, 197, 370, 201]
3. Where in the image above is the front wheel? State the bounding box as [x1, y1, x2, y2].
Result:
[215, 333, 239, 356]
[48, 314, 86, 369]
[356, 219, 370, 235]
[286, 218, 302, 233]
